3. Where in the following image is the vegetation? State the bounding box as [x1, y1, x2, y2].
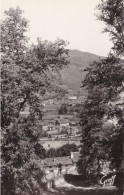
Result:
[59, 104, 68, 114]
[77, 0, 124, 191]
[46, 143, 78, 158]
[96, 0, 124, 56]
[60, 50, 100, 95]
[1, 7, 69, 195]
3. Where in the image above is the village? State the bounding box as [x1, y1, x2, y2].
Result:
[17, 71, 121, 192]
[38, 94, 83, 149]
[37, 93, 118, 190]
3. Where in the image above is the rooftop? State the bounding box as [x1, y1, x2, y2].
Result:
[43, 156, 73, 167]
[43, 152, 80, 167]
[47, 131, 58, 135]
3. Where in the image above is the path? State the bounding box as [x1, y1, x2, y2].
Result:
[45, 175, 117, 195]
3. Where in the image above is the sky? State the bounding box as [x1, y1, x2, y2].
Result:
[1, 0, 113, 57]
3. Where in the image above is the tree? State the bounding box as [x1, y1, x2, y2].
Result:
[57, 143, 78, 157]
[77, 57, 123, 179]
[1, 7, 69, 195]
[59, 103, 68, 114]
[45, 148, 57, 158]
[45, 143, 78, 158]
[96, 0, 124, 56]
[77, 0, 124, 187]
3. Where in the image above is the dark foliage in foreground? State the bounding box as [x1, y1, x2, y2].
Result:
[77, 0, 124, 190]
[1, 7, 69, 195]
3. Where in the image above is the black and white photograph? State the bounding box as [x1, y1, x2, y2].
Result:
[1, 0, 124, 194]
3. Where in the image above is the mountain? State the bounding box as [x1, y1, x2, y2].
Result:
[60, 50, 103, 95]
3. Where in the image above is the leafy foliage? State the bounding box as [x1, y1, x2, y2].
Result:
[96, 0, 124, 55]
[46, 143, 78, 158]
[59, 103, 68, 114]
[1, 7, 69, 195]
[77, 0, 124, 184]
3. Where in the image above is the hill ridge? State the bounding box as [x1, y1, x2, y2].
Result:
[60, 49, 102, 95]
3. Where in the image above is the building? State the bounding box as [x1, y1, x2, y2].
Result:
[67, 95, 77, 100]
[58, 133, 67, 139]
[60, 123, 69, 127]
[42, 152, 80, 176]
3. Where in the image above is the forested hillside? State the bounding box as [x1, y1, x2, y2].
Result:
[60, 50, 102, 94]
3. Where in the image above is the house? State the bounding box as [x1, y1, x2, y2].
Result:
[42, 152, 80, 176]
[60, 123, 69, 127]
[67, 95, 77, 100]
[58, 133, 68, 139]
